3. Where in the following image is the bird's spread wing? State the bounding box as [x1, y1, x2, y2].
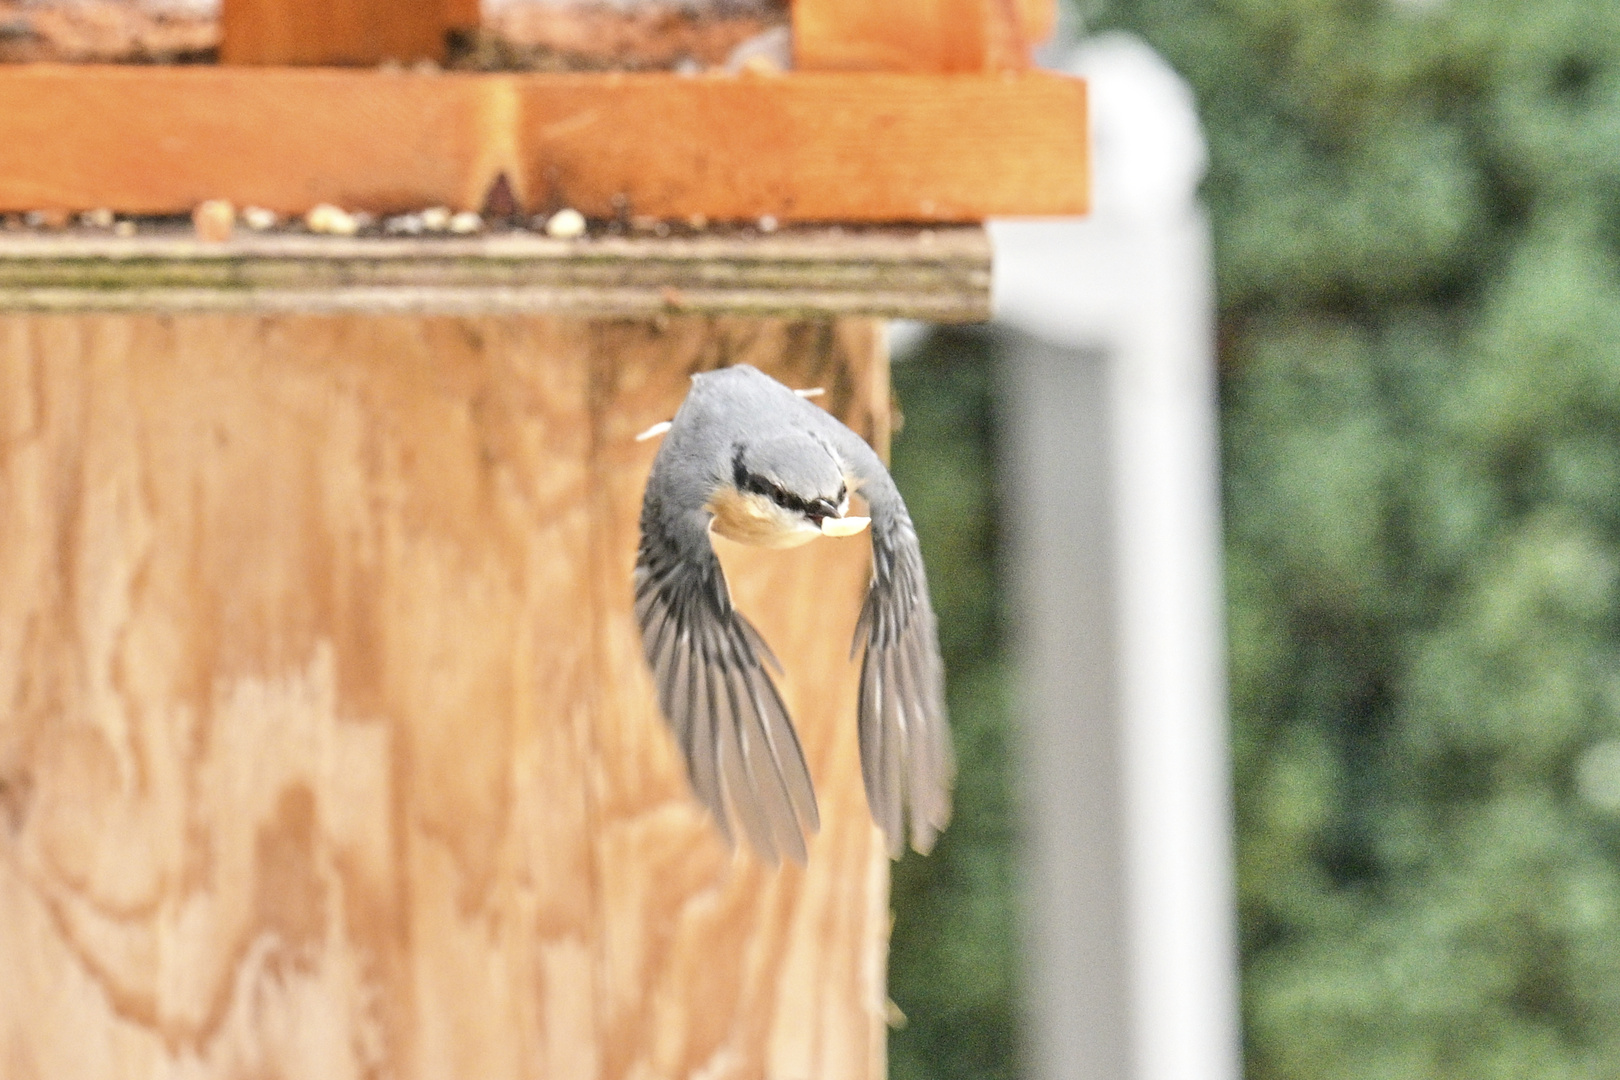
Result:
[634, 505, 820, 864]
[825, 429, 955, 857]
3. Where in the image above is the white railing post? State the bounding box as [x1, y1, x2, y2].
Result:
[993, 32, 1241, 1080]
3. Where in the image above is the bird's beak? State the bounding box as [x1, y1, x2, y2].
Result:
[820, 516, 870, 537]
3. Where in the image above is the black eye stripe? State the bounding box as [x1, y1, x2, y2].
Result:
[732, 445, 840, 518]
[760, 478, 810, 514]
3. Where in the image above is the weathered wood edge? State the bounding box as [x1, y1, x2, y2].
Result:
[0, 225, 991, 319]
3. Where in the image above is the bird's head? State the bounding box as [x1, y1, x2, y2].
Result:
[707, 432, 869, 548]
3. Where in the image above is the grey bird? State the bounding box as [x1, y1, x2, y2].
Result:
[634, 364, 953, 863]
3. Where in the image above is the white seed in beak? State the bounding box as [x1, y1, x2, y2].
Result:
[820, 516, 870, 537]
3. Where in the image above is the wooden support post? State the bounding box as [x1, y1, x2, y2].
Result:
[792, 0, 1054, 72]
[0, 312, 891, 1080]
[220, 0, 454, 65]
[444, 0, 480, 35]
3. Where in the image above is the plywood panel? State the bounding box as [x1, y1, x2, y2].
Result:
[0, 313, 890, 1079]
[0, 66, 1088, 221]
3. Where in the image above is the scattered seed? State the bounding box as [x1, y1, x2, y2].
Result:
[305, 203, 359, 236]
[545, 208, 587, 239]
[241, 206, 278, 231]
[81, 207, 115, 229]
[193, 199, 235, 242]
[420, 206, 451, 232]
[386, 213, 426, 235]
[448, 210, 483, 234]
[113, 220, 137, 238]
[740, 53, 784, 76]
[25, 210, 67, 229]
[726, 25, 792, 76]
[758, 214, 779, 233]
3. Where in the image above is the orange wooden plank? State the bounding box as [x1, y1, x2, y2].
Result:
[517, 71, 1085, 219]
[1017, 0, 1057, 51]
[0, 66, 487, 211]
[792, 0, 1052, 72]
[0, 66, 1088, 221]
[220, 0, 451, 65]
[444, 0, 481, 32]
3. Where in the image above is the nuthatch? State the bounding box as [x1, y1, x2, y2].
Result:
[635, 364, 954, 863]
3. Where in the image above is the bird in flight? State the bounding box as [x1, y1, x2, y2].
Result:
[634, 364, 953, 863]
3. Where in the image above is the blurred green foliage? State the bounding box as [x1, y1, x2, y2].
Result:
[1097, 0, 1620, 1076]
[890, 3, 1620, 1077]
[887, 328, 1022, 1080]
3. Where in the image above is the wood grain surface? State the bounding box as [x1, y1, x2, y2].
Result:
[0, 313, 892, 1080]
[0, 66, 1088, 221]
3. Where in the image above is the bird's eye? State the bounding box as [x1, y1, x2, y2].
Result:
[769, 482, 802, 511]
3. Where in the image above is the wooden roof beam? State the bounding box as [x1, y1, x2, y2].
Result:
[0, 66, 1088, 222]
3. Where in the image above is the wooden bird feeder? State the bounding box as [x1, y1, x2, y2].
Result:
[0, 0, 1086, 1074]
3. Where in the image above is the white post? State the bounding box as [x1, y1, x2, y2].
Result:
[992, 32, 1241, 1080]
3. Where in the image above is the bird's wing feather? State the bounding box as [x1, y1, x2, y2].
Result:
[635, 501, 820, 863]
[818, 419, 955, 857]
